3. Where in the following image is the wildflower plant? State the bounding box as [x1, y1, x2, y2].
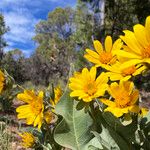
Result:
[69, 67, 108, 102]
[0, 69, 20, 112]
[52, 16, 150, 150]
[84, 36, 123, 68]
[2, 16, 150, 150]
[16, 90, 44, 129]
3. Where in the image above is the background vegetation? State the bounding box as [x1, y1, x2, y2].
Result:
[0, 0, 150, 87]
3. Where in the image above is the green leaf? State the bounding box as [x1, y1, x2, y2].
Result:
[54, 90, 94, 150]
[93, 126, 130, 150]
[87, 137, 103, 150]
[42, 143, 52, 150]
[92, 109, 132, 150]
[76, 100, 86, 110]
[102, 112, 138, 144]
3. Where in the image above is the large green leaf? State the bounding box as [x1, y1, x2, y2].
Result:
[91, 108, 132, 150]
[102, 112, 138, 144]
[92, 126, 129, 150]
[54, 90, 97, 150]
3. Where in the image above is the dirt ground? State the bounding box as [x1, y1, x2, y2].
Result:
[0, 99, 32, 150]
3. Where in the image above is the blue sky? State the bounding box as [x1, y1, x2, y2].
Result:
[0, 0, 76, 57]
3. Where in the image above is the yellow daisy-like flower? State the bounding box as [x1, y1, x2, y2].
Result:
[69, 67, 108, 102]
[105, 61, 146, 81]
[0, 70, 5, 94]
[101, 81, 139, 117]
[19, 132, 35, 148]
[50, 86, 62, 107]
[16, 90, 44, 129]
[117, 16, 150, 68]
[84, 36, 122, 68]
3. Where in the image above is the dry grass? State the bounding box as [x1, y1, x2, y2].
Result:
[0, 121, 14, 150]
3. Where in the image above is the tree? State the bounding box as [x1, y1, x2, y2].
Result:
[0, 14, 9, 61]
[1, 49, 26, 83]
[72, 0, 94, 46]
[80, 0, 105, 40]
[81, 0, 150, 40]
[135, 0, 150, 23]
[71, 0, 98, 69]
[33, 7, 76, 86]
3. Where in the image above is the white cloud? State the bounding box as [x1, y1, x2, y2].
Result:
[4, 11, 38, 45]
[22, 49, 33, 57]
[0, 1, 39, 54]
[0, 0, 76, 57]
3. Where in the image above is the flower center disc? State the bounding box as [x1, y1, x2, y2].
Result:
[115, 91, 130, 108]
[142, 45, 150, 58]
[84, 82, 97, 96]
[122, 66, 136, 76]
[31, 101, 42, 115]
[99, 52, 113, 64]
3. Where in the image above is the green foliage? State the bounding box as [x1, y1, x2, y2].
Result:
[72, 0, 94, 47]
[0, 14, 9, 41]
[135, 0, 150, 23]
[1, 49, 26, 83]
[0, 14, 9, 61]
[32, 7, 76, 85]
[104, 0, 138, 39]
[33, 7, 75, 59]
[54, 94, 150, 149]
[54, 90, 97, 150]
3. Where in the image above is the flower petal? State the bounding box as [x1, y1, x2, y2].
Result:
[105, 36, 112, 52]
[145, 16, 150, 42]
[129, 105, 140, 113]
[116, 50, 141, 59]
[93, 40, 103, 54]
[120, 59, 143, 69]
[130, 90, 139, 105]
[90, 67, 96, 81]
[134, 24, 149, 48]
[96, 72, 108, 85]
[111, 39, 123, 53]
[105, 107, 124, 117]
[85, 49, 99, 59]
[121, 30, 142, 55]
[100, 99, 116, 107]
[84, 54, 101, 64]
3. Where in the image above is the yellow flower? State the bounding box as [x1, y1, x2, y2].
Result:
[101, 81, 139, 117]
[84, 36, 122, 68]
[0, 70, 5, 94]
[117, 16, 150, 68]
[16, 90, 44, 129]
[69, 67, 108, 102]
[50, 86, 62, 107]
[105, 61, 146, 81]
[19, 132, 35, 148]
[44, 110, 53, 124]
